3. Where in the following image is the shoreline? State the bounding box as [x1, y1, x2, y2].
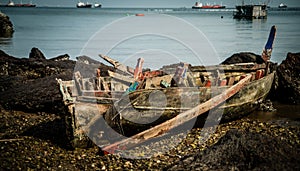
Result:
[0, 48, 299, 170]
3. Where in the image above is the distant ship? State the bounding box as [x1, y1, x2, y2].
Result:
[76, 1, 92, 8]
[278, 3, 287, 8]
[192, 2, 226, 9]
[94, 2, 102, 8]
[0, 0, 36, 7]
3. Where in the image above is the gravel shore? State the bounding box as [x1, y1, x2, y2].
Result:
[1, 108, 299, 170]
[1, 50, 299, 170]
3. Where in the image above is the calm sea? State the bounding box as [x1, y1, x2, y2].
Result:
[0, 7, 300, 67]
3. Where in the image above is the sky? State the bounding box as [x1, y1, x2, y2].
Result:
[1, 0, 300, 8]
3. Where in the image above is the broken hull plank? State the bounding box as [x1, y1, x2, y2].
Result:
[99, 54, 134, 75]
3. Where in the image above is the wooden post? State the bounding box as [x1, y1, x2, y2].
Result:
[262, 25, 276, 75]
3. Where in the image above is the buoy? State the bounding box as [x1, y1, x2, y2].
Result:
[135, 13, 145, 16]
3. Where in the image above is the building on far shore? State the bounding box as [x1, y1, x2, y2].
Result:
[233, 4, 267, 19]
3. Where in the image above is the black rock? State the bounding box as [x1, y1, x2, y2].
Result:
[29, 47, 46, 60]
[221, 52, 265, 64]
[0, 12, 14, 38]
[0, 50, 75, 113]
[170, 129, 300, 170]
[0, 50, 114, 114]
[50, 54, 70, 61]
[272, 52, 300, 104]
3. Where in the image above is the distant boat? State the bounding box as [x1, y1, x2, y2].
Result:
[0, 0, 36, 7]
[135, 13, 145, 16]
[192, 2, 226, 9]
[278, 3, 287, 8]
[94, 2, 102, 8]
[76, 1, 92, 8]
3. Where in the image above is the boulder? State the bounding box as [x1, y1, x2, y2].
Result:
[273, 52, 300, 104]
[221, 52, 265, 64]
[0, 12, 14, 37]
[29, 47, 46, 60]
[0, 50, 75, 113]
[0, 50, 114, 113]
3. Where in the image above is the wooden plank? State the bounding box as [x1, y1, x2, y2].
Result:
[61, 80, 74, 87]
[108, 70, 134, 84]
[133, 58, 144, 80]
[99, 54, 134, 75]
[77, 96, 118, 101]
[191, 63, 266, 72]
[102, 74, 252, 153]
[144, 75, 173, 89]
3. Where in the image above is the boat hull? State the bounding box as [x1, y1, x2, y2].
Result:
[77, 4, 92, 8]
[58, 70, 275, 148]
[192, 6, 225, 9]
[214, 72, 274, 121]
[105, 72, 274, 134]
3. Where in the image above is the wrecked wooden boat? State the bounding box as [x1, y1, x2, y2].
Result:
[57, 26, 276, 153]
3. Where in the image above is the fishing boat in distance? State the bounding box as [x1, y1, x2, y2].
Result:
[278, 3, 287, 8]
[57, 26, 276, 153]
[192, 2, 226, 9]
[0, 0, 36, 7]
[76, 1, 92, 8]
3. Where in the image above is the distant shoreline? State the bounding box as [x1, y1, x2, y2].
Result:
[1, 6, 300, 11]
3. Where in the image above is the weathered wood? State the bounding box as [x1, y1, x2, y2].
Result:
[102, 74, 252, 153]
[191, 63, 266, 72]
[144, 74, 173, 89]
[108, 70, 134, 84]
[133, 58, 144, 80]
[77, 96, 118, 101]
[99, 54, 134, 75]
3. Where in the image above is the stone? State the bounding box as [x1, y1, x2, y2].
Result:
[273, 52, 300, 104]
[29, 47, 46, 60]
[0, 12, 14, 37]
[50, 54, 70, 61]
[221, 52, 265, 64]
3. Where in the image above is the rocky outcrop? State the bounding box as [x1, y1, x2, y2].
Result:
[221, 52, 265, 64]
[0, 49, 75, 113]
[0, 49, 114, 114]
[170, 128, 300, 170]
[273, 52, 300, 104]
[29, 47, 46, 60]
[0, 12, 14, 37]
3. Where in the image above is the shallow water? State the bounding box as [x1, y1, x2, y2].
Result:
[248, 102, 300, 121]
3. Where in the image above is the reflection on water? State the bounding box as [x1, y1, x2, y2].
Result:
[248, 101, 300, 121]
[0, 38, 12, 54]
[0, 37, 12, 45]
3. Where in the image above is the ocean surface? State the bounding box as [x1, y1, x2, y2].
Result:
[1, 7, 300, 68]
